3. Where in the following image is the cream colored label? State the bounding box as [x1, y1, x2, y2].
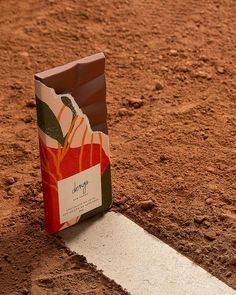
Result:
[58, 164, 102, 224]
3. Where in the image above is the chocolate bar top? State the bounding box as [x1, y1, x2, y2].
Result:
[35, 53, 108, 134]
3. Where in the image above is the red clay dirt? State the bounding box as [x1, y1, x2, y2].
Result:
[0, 0, 236, 294]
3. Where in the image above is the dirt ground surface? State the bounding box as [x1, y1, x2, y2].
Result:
[0, 0, 236, 294]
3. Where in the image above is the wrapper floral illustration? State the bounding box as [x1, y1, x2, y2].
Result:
[34, 53, 112, 234]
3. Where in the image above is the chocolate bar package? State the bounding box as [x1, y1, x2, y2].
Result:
[34, 53, 112, 234]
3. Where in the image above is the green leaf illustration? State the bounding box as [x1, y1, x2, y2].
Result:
[61, 96, 76, 117]
[101, 164, 113, 209]
[36, 96, 65, 146]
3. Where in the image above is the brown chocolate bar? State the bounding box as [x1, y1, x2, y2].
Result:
[35, 53, 108, 134]
[35, 53, 112, 234]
